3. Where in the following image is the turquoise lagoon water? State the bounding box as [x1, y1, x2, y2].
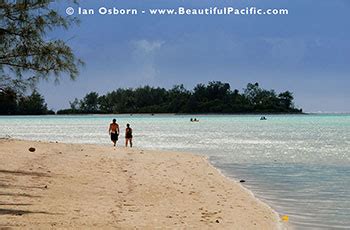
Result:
[0, 114, 349, 229]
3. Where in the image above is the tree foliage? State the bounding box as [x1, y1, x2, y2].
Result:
[0, 88, 53, 115]
[57, 81, 302, 114]
[0, 0, 83, 93]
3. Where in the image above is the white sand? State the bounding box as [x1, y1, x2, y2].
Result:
[0, 139, 283, 229]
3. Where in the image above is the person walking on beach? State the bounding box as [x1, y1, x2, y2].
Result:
[125, 123, 133, 148]
[109, 119, 119, 147]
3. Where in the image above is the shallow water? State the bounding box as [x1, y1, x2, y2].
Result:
[0, 114, 349, 229]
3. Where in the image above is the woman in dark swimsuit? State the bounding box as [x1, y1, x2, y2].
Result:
[125, 123, 133, 148]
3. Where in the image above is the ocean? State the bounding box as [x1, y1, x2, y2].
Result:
[0, 114, 349, 229]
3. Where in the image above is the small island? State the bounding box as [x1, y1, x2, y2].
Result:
[0, 81, 302, 115]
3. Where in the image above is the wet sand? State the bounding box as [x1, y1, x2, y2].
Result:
[0, 139, 282, 229]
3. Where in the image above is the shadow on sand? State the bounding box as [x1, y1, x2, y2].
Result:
[0, 192, 41, 198]
[0, 208, 51, 216]
[0, 168, 57, 219]
[0, 170, 50, 177]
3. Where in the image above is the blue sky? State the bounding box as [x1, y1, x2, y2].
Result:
[39, 0, 350, 112]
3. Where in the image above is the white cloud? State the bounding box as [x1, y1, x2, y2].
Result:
[132, 39, 164, 54]
[128, 39, 165, 83]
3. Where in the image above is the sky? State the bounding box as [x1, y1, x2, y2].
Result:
[38, 0, 350, 112]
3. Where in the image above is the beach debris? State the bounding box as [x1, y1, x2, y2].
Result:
[44, 185, 48, 189]
[216, 219, 220, 223]
[239, 180, 246, 183]
[28, 147, 36, 152]
[281, 215, 289, 222]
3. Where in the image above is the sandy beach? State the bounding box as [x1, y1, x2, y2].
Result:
[0, 139, 281, 229]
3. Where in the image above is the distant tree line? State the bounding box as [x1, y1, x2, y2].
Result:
[56, 82, 302, 114]
[0, 88, 54, 115]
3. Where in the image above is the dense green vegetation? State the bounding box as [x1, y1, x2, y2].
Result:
[56, 82, 302, 114]
[0, 88, 54, 115]
[0, 81, 302, 115]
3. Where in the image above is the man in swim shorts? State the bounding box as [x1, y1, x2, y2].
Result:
[109, 119, 119, 147]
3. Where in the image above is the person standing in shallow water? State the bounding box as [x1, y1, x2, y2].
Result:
[109, 119, 119, 147]
[125, 123, 133, 148]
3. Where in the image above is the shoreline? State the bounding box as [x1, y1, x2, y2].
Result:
[0, 139, 285, 229]
[204, 159, 287, 230]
